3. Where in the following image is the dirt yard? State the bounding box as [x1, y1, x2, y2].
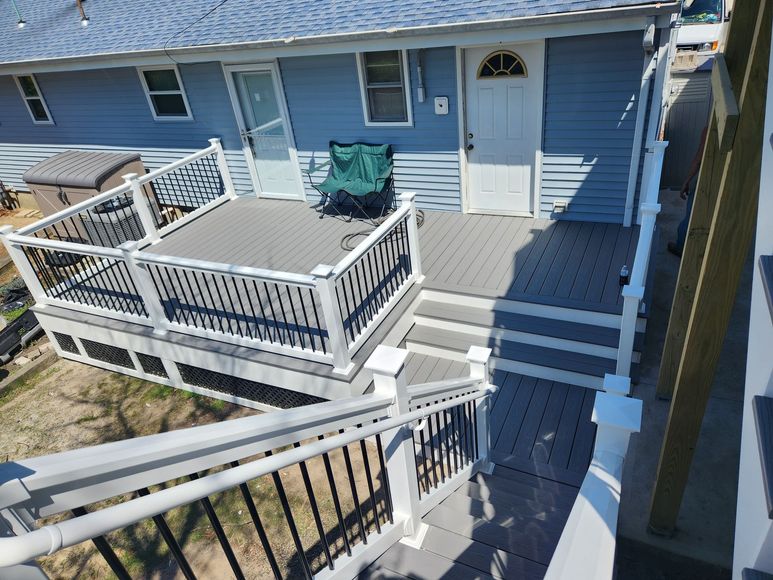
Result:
[0, 207, 44, 284]
[0, 359, 387, 579]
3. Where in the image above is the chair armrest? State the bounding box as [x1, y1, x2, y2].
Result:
[301, 160, 332, 175]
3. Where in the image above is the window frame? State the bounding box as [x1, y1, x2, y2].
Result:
[355, 49, 413, 128]
[13, 74, 54, 125]
[136, 65, 193, 121]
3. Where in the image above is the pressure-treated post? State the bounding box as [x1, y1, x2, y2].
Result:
[0, 226, 46, 303]
[466, 346, 494, 473]
[119, 241, 169, 336]
[209, 138, 237, 200]
[365, 345, 423, 538]
[123, 173, 160, 244]
[311, 264, 352, 374]
[398, 192, 424, 283]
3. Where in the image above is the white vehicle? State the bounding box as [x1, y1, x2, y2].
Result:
[676, 0, 729, 53]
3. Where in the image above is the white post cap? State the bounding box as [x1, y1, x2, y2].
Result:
[603, 374, 631, 397]
[365, 345, 409, 377]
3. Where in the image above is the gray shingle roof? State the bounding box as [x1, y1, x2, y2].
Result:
[2, 0, 665, 65]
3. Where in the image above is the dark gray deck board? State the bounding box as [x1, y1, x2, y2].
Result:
[566, 389, 598, 473]
[493, 376, 537, 453]
[367, 541, 495, 580]
[548, 387, 587, 470]
[531, 382, 570, 463]
[752, 395, 773, 519]
[553, 222, 595, 298]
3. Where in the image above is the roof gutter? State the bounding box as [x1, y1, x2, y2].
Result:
[0, 2, 679, 73]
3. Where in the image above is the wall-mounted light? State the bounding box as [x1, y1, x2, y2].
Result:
[76, 0, 89, 26]
[11, 0, 26, 28]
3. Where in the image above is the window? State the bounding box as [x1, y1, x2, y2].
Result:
[356, 50, 413, 126]
[137, 66, 192, 120]
[14, 75, 53, 124]
[477, 51, 527, 79]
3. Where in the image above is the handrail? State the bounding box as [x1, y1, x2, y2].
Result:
[6, 232, 124, 259]
[0, 385, 493, 568]
[331, 202, 411, 277]
[135, 250, 317, 288]
[134, 142, 218, 185]
[407, 376, 481, 401]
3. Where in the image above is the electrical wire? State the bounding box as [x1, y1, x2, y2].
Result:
[340, 209, 425, 251]
[162, 0, 233, 63]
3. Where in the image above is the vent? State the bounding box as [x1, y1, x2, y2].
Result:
[137, 353, 168, 378]
[53, 332, 79, 354]
[177, 364, 325, 409]
[80, 339, 135, 369]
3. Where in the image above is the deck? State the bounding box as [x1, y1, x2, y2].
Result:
[147, 197, 638, 314]
[363, 353, 595, 579]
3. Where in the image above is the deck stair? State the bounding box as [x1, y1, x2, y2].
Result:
[405, 297, 643, 390]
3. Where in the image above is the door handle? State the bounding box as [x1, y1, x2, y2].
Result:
[466, 143, 474, 151]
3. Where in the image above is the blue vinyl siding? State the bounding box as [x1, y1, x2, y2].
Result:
[540, 31, 645, 223]
[279, 48, 462, 211]
[0, 63, 254, 194]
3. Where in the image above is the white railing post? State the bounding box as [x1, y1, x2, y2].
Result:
[209, 138, 237, 200]
[0, 226, 46, 303]
[545, 392, 642, 580]
[119, 241, 169, 336]
[311, 264, 353, 374]
[398, 192, 424, 283]
[122, 173, 160, 244]
[466, 346, 494, 473]
[603, 373, 632, 397]
[616, 285, 644, 377]
[365, 345, 423, 539]
[645, 141, 668, 206]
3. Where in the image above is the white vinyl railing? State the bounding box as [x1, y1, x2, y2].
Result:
[0, 345, 493, 579]
[0, 143, 423, 374]
[545, 373, 642, 580]
[616, 141, 668, 377]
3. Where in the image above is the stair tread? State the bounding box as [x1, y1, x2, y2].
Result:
[743, 569, 773, 580]
[366, 540, 495, 580]
[472, 471, 579, 510]
[416, 299, 625, 347]
[487, 464, 582, 496]
[491, 451, 587, 488]
[421, 525, 547, 580]
[424, 503, 560, 565]
[407, 325, 622, 378]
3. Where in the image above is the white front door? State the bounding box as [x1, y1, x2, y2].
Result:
[225, 64, 305, 200]
[465, 42, 545, 215]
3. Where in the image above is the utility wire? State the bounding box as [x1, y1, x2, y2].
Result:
[163, 0, 233, 63]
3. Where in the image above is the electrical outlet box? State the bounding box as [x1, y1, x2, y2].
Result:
[434, 96, 449, 115]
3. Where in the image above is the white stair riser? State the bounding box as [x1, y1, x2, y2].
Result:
[405, 341, 604, 391]
[421, 288, 647, 333]
[412, 315, 642, 363]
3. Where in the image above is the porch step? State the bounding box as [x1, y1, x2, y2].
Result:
[405, 325, 638, 390]
[414, 299, 643, 361]
[360, 539, 495, 579]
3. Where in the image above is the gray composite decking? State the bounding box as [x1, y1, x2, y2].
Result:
[373, 353, 596, 579]
[146, 198, 639, 313]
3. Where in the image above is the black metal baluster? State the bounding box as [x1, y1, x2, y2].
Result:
[470, 400, 479, 461]
[149, 265, 177, 323]
[335, 285, 355, 343]
[424, 406, 439, 488]
[229, 461, 282, 580]
[262, 282, 285, 345]
[273, 283, 296, 347]
[458, 400, 468, 466]
[317, 435, 352, 557]
[292, 442, 334, 570]
[296, 287, 315, 352]
[231, 276, 254, 339]
[242, 279, 264, 341]
[308, 288, 326, 353]
[442, 407, 454, 475]
[202, 272, 228, 334]
[219, 274, 242, 337]
[211, 275, 233, 335]
[187, 473, 244, 580]
[450, 401, 460, 473]
[365, 250, 383, 312]
[136, 488, 196, 580]
[339, 430, 368, 544]
[374, 431, 394, 524]
[353, 263, 372, 327]
[344, 271, 362, 336]
[170, 268, 194, 327]
[287, 287, 306, 350]
[432, 411, 447, 483]
[468, 400, 478, 461]
[263, 450, 314, 580]
[71, 506, 130, 580]
[416, 419, 431, 493]
[254, 280, 277, 343]
[357, 428, 382, 533]
[182, 269, 207, 328]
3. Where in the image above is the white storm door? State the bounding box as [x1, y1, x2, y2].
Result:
[228, 66, 304, 199]
[465, 42, 544, 214]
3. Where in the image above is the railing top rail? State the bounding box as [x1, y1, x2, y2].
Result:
[135, 142, 218, 185]
[135, 250, 317, 288]
[331, 203, 411, 277]
[14, 182, 132, 237]
[0, 386, 494, 568]
[5, 232, 125, 259]
[407, 376, 481, 401]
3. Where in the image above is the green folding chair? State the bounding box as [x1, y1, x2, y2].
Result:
[304, 142, 394, 223]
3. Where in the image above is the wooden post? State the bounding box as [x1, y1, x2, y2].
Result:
[365, 345, 423, 538]
[123, 173, 160, 244]
[119, 241, 169, 336]
[649, 0, 771, 533]
[656, 0, 762, 401]
[467, 346, 494, 473]
[209, 138, 237, 200]
[398, 192, 424, 283]
[311, 264, 353, 374]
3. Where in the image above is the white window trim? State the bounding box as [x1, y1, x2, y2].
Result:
[137, 65, 193, 121]
[356, 49, 413, 128]
[13, 74, 54, 125]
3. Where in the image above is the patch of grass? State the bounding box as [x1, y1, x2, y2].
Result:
[2, 303, 29, 323]
[0, 363, 50, 403]
[142, 384, 173, 401]
[75, 414, 99, 424]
